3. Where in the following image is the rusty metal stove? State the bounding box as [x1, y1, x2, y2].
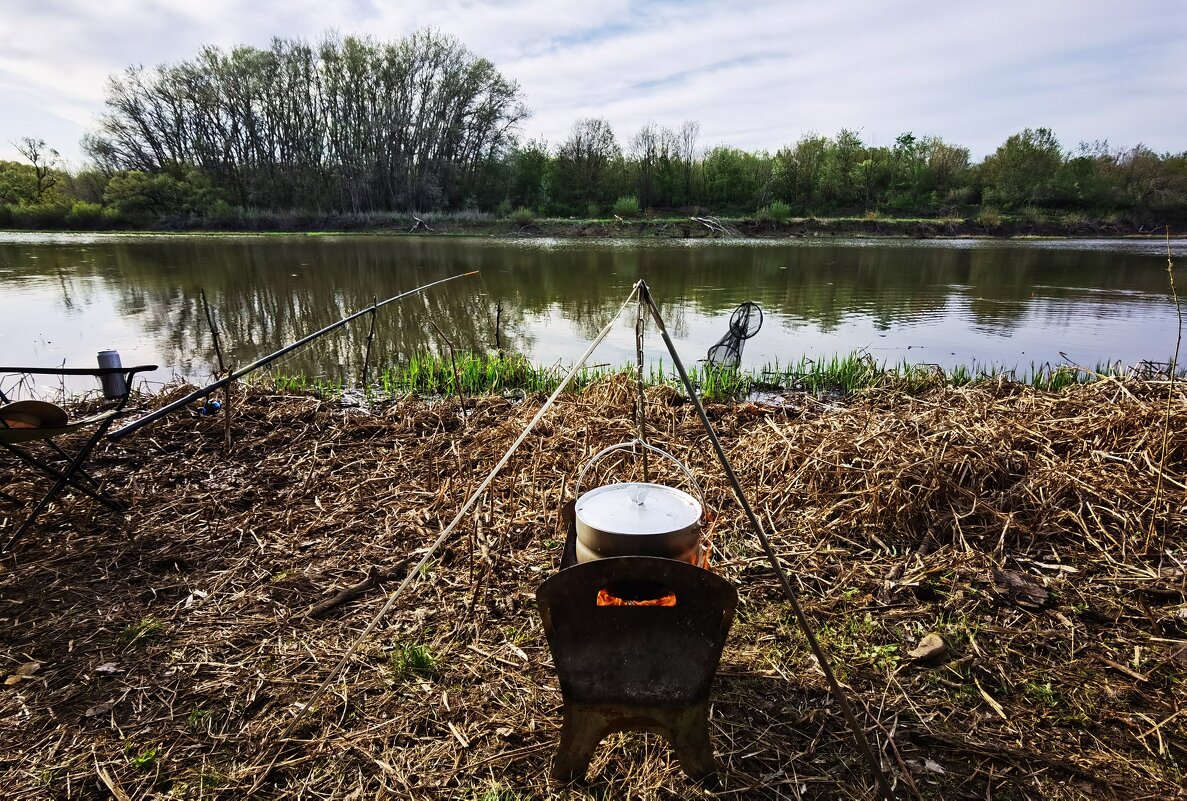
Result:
[537, 519, 737, 783]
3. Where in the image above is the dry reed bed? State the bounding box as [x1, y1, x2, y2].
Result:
[1, 377, 1184, 800]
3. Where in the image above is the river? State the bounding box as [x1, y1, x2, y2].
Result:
[0, 233, 1182, 392]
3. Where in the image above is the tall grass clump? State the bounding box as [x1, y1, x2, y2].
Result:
[975, 207, 1002, 227]
[379, 352, 573, 397]
[762, 354, 887, 394]
[757, 201, 792, 223]
[685, 364, 750, 402]
[265, 372, 345, 397]
[612, 196, 641, 218]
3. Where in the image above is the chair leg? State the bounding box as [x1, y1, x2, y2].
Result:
[1, 444, 123, 511]
[2, 424, 119, 551]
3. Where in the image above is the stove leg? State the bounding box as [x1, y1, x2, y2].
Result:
[552, 705, 609, 782]
[668, 702, 718, 785]
[551, 702, 719, 785]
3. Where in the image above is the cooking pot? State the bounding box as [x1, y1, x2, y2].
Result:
[573, 440, 705, 564]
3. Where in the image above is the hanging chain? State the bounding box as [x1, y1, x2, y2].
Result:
[634, 293, 650, 483]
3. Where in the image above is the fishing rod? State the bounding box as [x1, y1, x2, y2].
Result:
[109, 271, 479, 440]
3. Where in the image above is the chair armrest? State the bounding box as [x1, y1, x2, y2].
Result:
[0, 365, 158, 377]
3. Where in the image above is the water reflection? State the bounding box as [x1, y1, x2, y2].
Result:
[0, 234, 1179, 390]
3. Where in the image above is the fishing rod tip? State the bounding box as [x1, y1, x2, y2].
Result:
[464, 271, 480, 276]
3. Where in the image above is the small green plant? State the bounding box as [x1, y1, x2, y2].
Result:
[186, 708, 211, 732]
[1023, 680, 1060, 707]
[502, 625, 530, 646]
[129, 747, 159, 771]
[36, 767, 63, 786]
[477, 782, 523, 801]
[757, 201, 791, 223]
[120, 617, 163, 648]
[612, 195, 641, 218]
[864, 643, 901, 671]
[388, 643, 438, 680]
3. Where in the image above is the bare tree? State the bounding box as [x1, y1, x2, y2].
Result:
[14, 137, 60, 202]
[677, 120, 700, 204]
[555, 118, 620, 208]
[84, 30, 527, 212]
[630, 122, 659, 209]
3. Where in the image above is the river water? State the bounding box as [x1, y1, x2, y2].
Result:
[0, 233, 1182, 392]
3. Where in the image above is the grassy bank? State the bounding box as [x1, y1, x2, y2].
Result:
[264, 351, 1157, 403]
[1, 376, 1183, 799]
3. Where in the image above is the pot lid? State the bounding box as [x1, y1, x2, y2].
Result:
[575, 482, 701, 536]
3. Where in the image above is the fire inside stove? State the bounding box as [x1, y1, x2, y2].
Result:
[595, 580, 677, 607]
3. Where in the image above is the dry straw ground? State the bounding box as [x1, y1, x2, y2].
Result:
[1, 376, 1185, 800]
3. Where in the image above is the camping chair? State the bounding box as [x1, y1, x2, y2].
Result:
[0, 364, 157, 551]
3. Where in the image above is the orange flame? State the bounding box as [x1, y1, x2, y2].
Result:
[596, 588, 677, 607]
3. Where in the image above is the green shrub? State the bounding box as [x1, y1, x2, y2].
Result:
[65, 201, 104, 228]
[612, 196, 641, 218]
[757, 201, 791, 223]
[495, 199, 512, 219]
[204, 198, 237, 223]
[585, 201, 601, 218]
[0, 204, 12, 226]
[509, 206, 534, 225]
[101, 207, 127, 227]
[943, 186, 975, 207]
[862, 209, 881, 221]
[11, 203, 68, 229]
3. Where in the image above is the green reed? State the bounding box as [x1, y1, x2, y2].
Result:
[259, 351, 1153, 404]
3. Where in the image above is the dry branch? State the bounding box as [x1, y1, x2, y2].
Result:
[303, 561, 411, 619]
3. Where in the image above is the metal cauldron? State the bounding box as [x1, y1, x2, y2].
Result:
[574, 441, 705, 564]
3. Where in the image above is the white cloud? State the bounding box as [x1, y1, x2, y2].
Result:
[0, 0, 1183, 165]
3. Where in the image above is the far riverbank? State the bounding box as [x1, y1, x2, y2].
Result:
[3, 210, 1183, 239]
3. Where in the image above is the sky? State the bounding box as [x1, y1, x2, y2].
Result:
[1, 0, 1184, 169]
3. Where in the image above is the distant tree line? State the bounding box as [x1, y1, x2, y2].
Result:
[1, 29, 1185, 228]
